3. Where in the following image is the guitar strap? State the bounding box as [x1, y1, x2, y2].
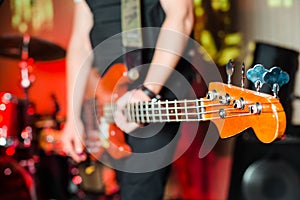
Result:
[121, 0, 143, 68]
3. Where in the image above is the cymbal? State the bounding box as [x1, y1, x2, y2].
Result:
[0, 35, 66, 61]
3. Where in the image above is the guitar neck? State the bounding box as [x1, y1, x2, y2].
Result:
[97, 81, 286, 144]
[124, 98, 211, 123]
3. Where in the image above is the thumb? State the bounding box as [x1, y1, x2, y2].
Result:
[70, 136, 86, 162]
[73, 136, 85, 154]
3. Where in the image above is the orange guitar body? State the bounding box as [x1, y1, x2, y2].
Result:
[85, 63, 132, 160]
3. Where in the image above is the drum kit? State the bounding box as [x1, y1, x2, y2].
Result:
[0, 34, 66, 153]
[0, 34, 116, 200]
[0, 34, 69, 199]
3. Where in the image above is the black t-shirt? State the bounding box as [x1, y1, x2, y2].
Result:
[85, 0, 195, 99]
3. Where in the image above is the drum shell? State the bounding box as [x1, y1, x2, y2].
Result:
[0, 92, 19, 144]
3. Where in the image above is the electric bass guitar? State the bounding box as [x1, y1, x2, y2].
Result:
[40, 63, 287, 160]
[82, 63, 287, 160]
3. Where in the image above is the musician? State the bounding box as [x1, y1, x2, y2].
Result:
[62, 0, 195, 199]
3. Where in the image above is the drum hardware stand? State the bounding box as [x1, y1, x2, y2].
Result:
[19, 34, 35, 149]
[16, 34, 38, 175]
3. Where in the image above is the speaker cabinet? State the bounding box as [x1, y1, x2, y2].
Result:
[228, 131, 300, 200]
[249, 42, 299, 128]
[228, 42, 300, 200]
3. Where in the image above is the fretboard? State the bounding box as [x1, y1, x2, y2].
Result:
[124, 99, 210, 123]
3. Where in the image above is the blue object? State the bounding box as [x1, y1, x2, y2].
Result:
[246, 64, 268, 85]
[263, 66, 290, 88]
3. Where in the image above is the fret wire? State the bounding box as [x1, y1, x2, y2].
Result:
[165, 106, 170, 120]
[151, 101, 155, 122]
[145, 102, 149, 123]
[160, 101, 166, 121]
[140, 102, 144, 122]
[153, 102, 158, 121]
[156, 102, 159, 122]
[174, 101, 179, 121]
[151, 102, 155, 122]
[154, 102, 157, 122]
[136, 102, 140, 123]
[184, 99, 188, 120]
[146, 101, 149, 122]
[149, 102, 152, 122]
[140, 102, 143, 122]
[131, 102, 135, 123]
[140, 101, 145, 123]
[144, 101, 148, 122]
[159, 101, 162, 122]
[166, 100, 170, 122]
[145, 102, 149, 122]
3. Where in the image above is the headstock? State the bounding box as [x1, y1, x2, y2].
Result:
[205, 61, 289, 143]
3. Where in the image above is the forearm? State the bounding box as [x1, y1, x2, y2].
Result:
[144, 0, 195, 94]
[66, 41, 93, 121]
[66, 1, 93, 122]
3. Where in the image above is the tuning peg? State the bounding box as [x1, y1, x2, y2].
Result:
[246, 64, 268, 91]
[241, 62, 246, 88]
[263, 66, 290, 97]
[226, 59, 234, 85]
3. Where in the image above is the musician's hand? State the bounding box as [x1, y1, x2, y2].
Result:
[114, 89, 151, 133]
[61, 119, 87, 162]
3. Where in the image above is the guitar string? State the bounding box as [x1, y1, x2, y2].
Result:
[100, 100, 280, 123]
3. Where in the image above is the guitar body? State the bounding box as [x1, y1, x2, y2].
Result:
[84, 63, 132, 160]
